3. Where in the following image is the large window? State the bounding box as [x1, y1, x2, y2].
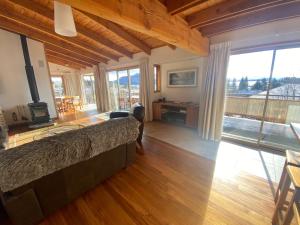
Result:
[224, 47, 300, 150]
[82, 75, 96, 105]
[51, 76, 65, 97]
[107, 67, 140, 110]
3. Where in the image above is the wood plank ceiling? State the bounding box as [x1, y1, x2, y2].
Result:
[0, 0, 299, 70]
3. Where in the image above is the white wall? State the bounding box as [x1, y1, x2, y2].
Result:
[0, 29, 56, 125]
[160, 58, 206, 102]
[106, 46, 205, 104]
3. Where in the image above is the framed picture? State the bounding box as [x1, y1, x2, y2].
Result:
[167, 68, 198, 87]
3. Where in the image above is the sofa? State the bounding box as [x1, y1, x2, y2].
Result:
[0, 116, 140, 225]
[110, 103, 145, 146]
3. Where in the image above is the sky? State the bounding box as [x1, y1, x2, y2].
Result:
[227, 47, 300, 80]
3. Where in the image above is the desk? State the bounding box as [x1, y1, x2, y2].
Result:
[153, 101, 199, 128]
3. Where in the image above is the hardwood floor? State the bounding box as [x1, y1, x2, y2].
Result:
[3, 136, 286, 225]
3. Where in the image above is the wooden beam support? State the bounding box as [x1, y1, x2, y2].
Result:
[47, 55, 89, 69]
[164, 0, 209, 15]
[0, 15, 108, 64]
[44, 43, 99, 65]
[9, 0, 133, 58]
[58, 0, 209, 56]
[45, 50, 94, 67]
[0, 0, 118, 61]
[80, 11, 152, 55]
[46, 56, 85, 70]
[199, 1, 300, 36]
[187, 0, 296, 28]
[167, 44, 176, 50]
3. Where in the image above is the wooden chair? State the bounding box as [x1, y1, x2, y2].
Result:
[273, 165, 300, 225]
[63, 97, 74, 112]
[275, 150, 300, 203]
[55, 98, 64, 113]
[72, 96, 83, 111]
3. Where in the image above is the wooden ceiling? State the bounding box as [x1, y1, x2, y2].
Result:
[0, 0, 299, 70]
[163, 0, 300, 36]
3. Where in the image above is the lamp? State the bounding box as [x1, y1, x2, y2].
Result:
[54, 1, 77, 37]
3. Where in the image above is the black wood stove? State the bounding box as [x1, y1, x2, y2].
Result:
[20, 35, 50, 125]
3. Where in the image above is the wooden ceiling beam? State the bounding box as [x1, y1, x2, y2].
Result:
[57, 0, 209, 56]
[187, 0, 296, 28]
[9, 0, 134, 58]
[80, 11, 152, 55]
[47, 55, 89, 69]
[46, 56, 85, 70]
[0, 15, 108, 64]
[45, 50, 94, 67]
[44, 43, 99, 65]
[199, 1, 300, 36]
[0, 0, 118, 61]
[164, 0, 209, 15]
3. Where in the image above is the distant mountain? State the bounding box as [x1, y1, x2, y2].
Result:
[111, 73, 140, 85]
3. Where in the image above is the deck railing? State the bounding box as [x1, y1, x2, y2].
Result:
[225, 96, 300, 124]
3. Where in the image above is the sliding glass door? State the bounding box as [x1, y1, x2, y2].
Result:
[82, 75, 96, 105]
[224, 51, 273, 141]
[118, 70, 130, 110]
[223, 47, 300, 151]
[51, 76, 65, 97]
[107, 67, 140, 110]
[260, 48, 300, 150]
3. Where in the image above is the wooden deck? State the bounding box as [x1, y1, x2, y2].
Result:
[3, 135, 287, 225]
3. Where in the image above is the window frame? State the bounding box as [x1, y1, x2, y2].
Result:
[153, 64, 161, 93]
[82, 74, 96, 104]
[51, 75, 66, 97]
[107, 66, 140, 110]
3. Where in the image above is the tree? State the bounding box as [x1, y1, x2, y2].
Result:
[252, 80, 263, 90]
[261, 78, 268, 91]
[239, 77, 248, 90]
[226, 78, 231, 90]
[244, 77, 249, 90]
[239, 77, 244, 90]
[271, 78, 281, 89]
[232, 78, 237, 91]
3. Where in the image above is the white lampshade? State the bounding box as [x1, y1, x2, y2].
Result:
[54, 1, 77, 37]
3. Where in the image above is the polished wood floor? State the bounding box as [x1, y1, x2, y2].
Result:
[3, 135, 283, 225]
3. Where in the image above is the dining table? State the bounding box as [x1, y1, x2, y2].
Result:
[55, 96, 75, 112]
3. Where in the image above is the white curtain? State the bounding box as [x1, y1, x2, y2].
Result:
[94, 64, 110, 112]
[64, 72, 82, 97]
[198, 42, 231, 141]
[140, 58, 151, 122]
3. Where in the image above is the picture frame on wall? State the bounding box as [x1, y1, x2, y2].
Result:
[167, 68, 198, 87]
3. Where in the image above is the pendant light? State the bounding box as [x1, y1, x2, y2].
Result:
[54, 1, 77, 37]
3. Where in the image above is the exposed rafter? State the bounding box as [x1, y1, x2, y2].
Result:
[9, 0, 134, 58]
[80, 11, 152, 55]
[44, 43, 99, 65]
[187, 0, 297, 28]
[45, 50, 94, 67]
[198, 1, 300, 36]
[46, 55, 86, 70]
[0, 15, 108, 64]
[164, 0, 209, 15]
[0, 0, 118, 61]
[58, 0, 209, 56]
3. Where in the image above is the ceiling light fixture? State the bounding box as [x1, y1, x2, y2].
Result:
[54, 1, 77, 37]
